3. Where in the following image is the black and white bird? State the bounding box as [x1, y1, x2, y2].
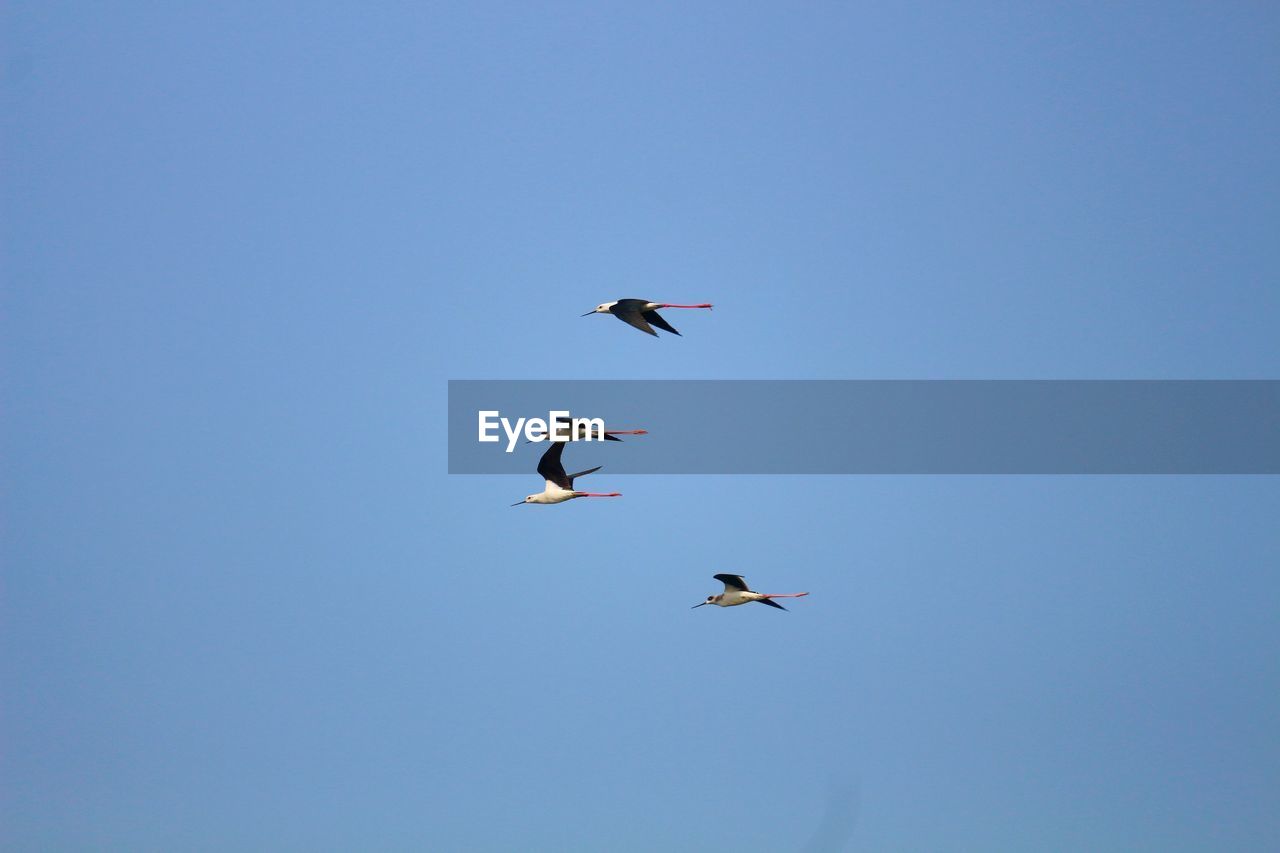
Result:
[511, 441, 621, 506]
[692, 574, 809, 610]
[583, 299, 713, 337]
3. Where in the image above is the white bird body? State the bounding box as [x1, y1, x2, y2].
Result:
[588, 300, 662, 313]
[705, 589, 773, 608]
[693, 574, 809, 611]
[524, 481, 584, 505]
[525, 490, 574, 505]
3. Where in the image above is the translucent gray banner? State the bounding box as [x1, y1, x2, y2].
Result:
[447, 381, 1280, 474]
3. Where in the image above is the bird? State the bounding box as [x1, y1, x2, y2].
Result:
[526, 423, 648, 443]
[511, 440, 621, 506]
[583, 299, 713, 337]
[692, 573, 809, 611]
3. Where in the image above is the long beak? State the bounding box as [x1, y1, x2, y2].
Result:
[691, 602, 708, 608]
[510, 501, 525, 507]
[581, 311, 595, 317]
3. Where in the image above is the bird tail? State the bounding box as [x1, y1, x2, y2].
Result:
[758, 592, 808, 611]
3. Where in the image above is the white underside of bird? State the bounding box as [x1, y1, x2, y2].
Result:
[708, 590, 771, 607]
[525, 484, 586, 504]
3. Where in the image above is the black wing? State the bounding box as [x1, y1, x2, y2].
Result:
[613, 309, 658, 336]
[756, 598, 788, 611]
[713, 573, 749, 591]
[564, 465, 601, 488]
[536, 442, 571, 490]
[642, 310, 681, 336]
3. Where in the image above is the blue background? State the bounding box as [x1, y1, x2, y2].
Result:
[5, 3, 1279, 850]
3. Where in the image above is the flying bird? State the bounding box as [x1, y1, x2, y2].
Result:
[692, 573, 809, 611]
[511, 440, 621, 506]
[583, 299, 713, 337]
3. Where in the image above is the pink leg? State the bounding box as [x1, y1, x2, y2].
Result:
[763, 592, 809, 599]
[575, 492, 622, 498]
[659, 303, 713, 310]
[604, 429, 648, 436]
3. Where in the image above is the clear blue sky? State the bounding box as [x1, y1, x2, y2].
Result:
[4, 3, 1279, 850]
